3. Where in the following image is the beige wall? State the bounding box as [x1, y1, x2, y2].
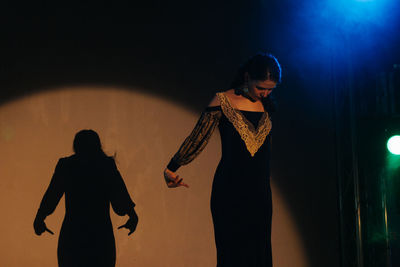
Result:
[0, 87, 308, 266]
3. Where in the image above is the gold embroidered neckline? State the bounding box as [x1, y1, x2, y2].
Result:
[217, 92, 272, 157]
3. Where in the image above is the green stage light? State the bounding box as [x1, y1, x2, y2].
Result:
[387, 135, 400, 155]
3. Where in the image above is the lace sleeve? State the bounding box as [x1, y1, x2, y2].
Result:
[167, 107, 222, 172]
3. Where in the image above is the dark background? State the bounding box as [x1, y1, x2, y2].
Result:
[2, 0, 399, 266]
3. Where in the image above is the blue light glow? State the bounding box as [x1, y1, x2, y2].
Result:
[286, 0, 400, 67]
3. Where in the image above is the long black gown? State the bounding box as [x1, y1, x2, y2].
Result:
[36, 155, 135, 267]
[168, 92, 273, 267]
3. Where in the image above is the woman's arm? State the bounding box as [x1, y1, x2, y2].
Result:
[164, 95, 222, 188]
[109, 158, 136, 216]
[34, 158, 65, 235]
[108, 158, 138, 236]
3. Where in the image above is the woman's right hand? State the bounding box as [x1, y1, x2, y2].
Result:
[164, 168, 189, 188]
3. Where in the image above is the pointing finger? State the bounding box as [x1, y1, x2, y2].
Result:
[179, 182, 189, 188]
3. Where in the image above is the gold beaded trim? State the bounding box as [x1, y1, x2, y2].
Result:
[217, 92, 272, 157]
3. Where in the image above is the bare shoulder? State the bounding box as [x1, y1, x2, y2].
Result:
[208, 96, 220, 107]
[224, 89, 237, 98]
[208, 92, 221, 107]
[208, 90, 237, 107]
[223, 89, 243, 103]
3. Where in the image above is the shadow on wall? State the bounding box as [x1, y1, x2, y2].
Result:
[0, 86, 307, 266]
[34, 129, 138, 267]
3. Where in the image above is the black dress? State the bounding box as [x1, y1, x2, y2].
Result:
[168, 92, 273, 267]
[36, 155, 135, 267]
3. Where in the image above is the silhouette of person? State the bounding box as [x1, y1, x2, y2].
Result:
[34, 129, 138, 267]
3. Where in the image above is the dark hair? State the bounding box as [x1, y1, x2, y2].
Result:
[230, 53, 282, 89]
[73, 129, 107, 157]
[231, 53, 281, 113]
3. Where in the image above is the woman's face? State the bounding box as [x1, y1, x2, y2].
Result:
[247, 77, 277, 100]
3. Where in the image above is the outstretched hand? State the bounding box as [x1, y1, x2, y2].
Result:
[164, 168, 189, 188]
[118, 215, 138, 236]
[34, 217, 54, 236]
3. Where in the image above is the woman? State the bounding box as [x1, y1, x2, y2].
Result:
[164, 53, 281, 266]
[34, 129, 138, 267]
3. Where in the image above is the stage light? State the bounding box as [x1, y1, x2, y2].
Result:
[0, 86, 307, 266]
[387, 135, 400, 155]
[328, 0, 390, 25]
[289, 0, 398, 63]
